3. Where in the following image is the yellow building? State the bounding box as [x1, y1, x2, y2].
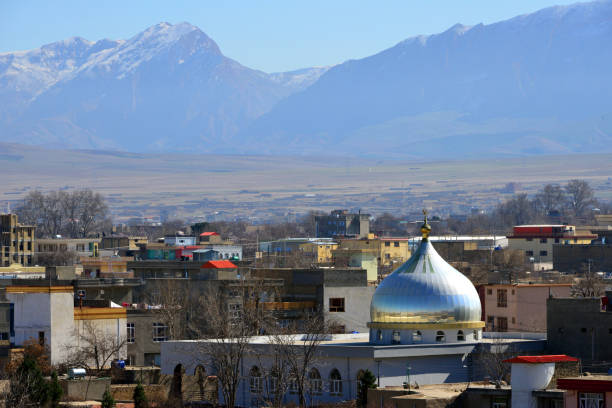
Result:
[101, 235, 148, 250]
[0, 263, 46, 278]
[299, 241, 338, 263]
[0, 214, 35, 267]
[337, 234, 411, 266]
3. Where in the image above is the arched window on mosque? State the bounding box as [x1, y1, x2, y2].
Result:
[377, 329, 382, 341]
[309, 368, 322, 395]
[392, 330, 400, 344]
[436, 331, 446, 342]
[249, 366, 263, 394]
[457, 330, 465, 341]
[329, 368, 342, 395]
[412, 330, 422, 343]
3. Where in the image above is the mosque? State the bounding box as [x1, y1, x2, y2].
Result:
[162, 214, 546, 406]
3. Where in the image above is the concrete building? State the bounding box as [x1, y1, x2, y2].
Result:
[315, 209, 370, 239]
[81, 256, 133, 278]
[36, 238, 101, 259]
[553, 243, 612, 273]
[481, 283, 572, 332]
[259, 238, 337, 264]
[101, 235, 148, 250]
[547, 293, 612, 368]
[337, 234, 411, 267]
[161, 217, 546, 406]
[0, 214, 35, 267]
[558, 375, 612, 408]
[5, 285, 127, 366]
[250, 266, 375, 333]
[508, 225, 596, 264]
[164, 235, 197, 246]
[332, 248, 378, 282]
[126, 308, 166, 366]
[0, 263, 46, 279]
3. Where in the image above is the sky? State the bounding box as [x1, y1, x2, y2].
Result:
[0, 0, 588, 72]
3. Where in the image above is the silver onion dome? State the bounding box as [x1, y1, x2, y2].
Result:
[370, 214, 482, 326]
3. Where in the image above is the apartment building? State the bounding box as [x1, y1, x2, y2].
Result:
[0, 214, 35, 267]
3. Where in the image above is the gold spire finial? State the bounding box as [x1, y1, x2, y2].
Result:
[421, 209, 431, 240]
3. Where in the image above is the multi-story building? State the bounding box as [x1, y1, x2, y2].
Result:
[0, 214, 35, 267]
[480, 283, 572, 332]
[508, 225, 596, 264]
[337, 234, 411, 267]
[553, 243, 612, 274]
[315, 209, 370, 239]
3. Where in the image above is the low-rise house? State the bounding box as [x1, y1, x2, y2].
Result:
[558, 375, 612, 408]
[5, 285, 127, 366]
[547, 292, 612, 369]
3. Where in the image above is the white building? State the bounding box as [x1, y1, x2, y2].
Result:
[6, 285, 127, 366]
[161, 217, 546, 406]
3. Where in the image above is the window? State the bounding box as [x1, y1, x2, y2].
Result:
[329, 369, 342, 395]
[126, 355, 135, 366]
[329, 298, 345, 312]
[457, 330, 465, 341]
[555, 238, 560, 243]
[289, 379, 298, 394]
[385, 253, 390, 259]
[376, 330, 382, 341]
[436, 331, 445, 342]
[385, 242, 390, 247]
[511, 317, 516, 324]
[579, 392, 603, 408]
[412, 330, 422, 343]
[609, 328, 612, 334]
[540, 238, 548, 243]
[394, 242, 399, 247]
[473, 330, 480, 340]
[540, 250, 548, 257]
[581, 327, 587, 333]
[228, 303, 242, 318]
[249, 366, 263, 394]
[526, 250, 534, 256]
[487, 289, 492, 295]
[309, 368, 322, 395]
[487, 316, 495, 329]
[392, 330, 400, 344]
[127, 323, 135, 344]
[497, 317, 508, 332]
[497, 289, 508, 308]
[511, 289, 515, 295]
[492, 397, 508, 408]
[152, 322, 168, 342]
[38, 331, 45, 345]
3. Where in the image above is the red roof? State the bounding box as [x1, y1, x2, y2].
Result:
[503, 355, 578, 364]
[200, 232, 219, 236]
[201, 260, 237, 269]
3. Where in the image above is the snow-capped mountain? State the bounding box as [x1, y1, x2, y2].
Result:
[0, 22, 327, 150]
[241, 0, 612, 158]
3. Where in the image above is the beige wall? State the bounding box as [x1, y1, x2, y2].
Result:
[509, 237, 594, 263]
[484, 284, 572, 332]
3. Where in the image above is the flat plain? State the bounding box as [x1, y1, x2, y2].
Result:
[2, 142, 612, 221]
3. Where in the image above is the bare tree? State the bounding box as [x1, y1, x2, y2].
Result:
[492, 249, 527, 284]
[189, 280, 269, 408]
[572, 266, 605, 297]
[145, 279, 187, 340]
[565, 179, 596, 218]
[16, 189, 109, 238]
[34, 249, 77, 266]
[478, 337, 516, 388]
[283, 314, 329, 408]
[64, 320, 127, 371]
[535, 184, 565, 217]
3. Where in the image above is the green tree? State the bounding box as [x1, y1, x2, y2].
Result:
[49, 371, 63, 407]
[357, 369, 377, 407]
[101, 388, 115, 408]
[7, 354, 50, 407]
[133, 382, 148, 408]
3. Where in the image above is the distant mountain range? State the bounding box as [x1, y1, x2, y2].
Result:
[1, 1, 611, 158]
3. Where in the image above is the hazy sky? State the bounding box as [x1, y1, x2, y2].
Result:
[1, 0, 587, 72]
